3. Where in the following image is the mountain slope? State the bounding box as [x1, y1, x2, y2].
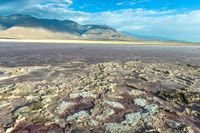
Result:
[0, 26, 80, 39]
[0, 14, 133, 40]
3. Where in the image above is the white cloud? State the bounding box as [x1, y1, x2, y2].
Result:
[64, 9, 200, 42]
[0, 1, 200, 42]
[0, 0, 72, 16]
[116, 1, 135, 6]
[116, 0, 151, 6]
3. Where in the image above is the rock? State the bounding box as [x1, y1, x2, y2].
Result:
[70, 127, 91, 133]
[96, 108, 115, 120]
[122, 112, 141, 125]
[105, 123, 133, 133]
[56, 101, 76, 115]
[133, 98, 147, 107]
[104, 100, 125, 109]
[129, 89, 145, 96]
[165, 119, 185, 129]
[69, 92, 96, 99]
[66, 111, 90, 122]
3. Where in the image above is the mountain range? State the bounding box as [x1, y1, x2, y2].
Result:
[0, 14, 134, 40]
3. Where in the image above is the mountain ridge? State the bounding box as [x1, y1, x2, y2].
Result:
[0, 14, 134, 40]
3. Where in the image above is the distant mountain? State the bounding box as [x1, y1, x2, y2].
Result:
[122, 31, 178, 42]
[0, 14, 133, 40]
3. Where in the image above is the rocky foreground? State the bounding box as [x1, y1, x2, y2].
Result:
[0, 60, 200, 133]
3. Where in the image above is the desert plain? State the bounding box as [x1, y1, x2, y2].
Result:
[0, 42, 200, 133]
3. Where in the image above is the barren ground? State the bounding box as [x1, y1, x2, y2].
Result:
[0, 42, 200, 133]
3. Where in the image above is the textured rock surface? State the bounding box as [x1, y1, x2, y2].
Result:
[0, 60, 200, 133]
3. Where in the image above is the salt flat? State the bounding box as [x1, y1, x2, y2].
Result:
[0, 42, 200, 133]
[0, 42, 200, 66]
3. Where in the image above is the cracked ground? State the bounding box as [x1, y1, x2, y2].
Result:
[0, 43, 200, 133]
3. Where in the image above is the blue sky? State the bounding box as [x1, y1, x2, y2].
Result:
[71, 0, 200, 12]
[0, 0, 200, 42]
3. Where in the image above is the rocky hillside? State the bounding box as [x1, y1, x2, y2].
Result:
[0, 14, 133, 40]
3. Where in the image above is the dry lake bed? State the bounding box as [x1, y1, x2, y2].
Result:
[0, 42, 200, 133]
